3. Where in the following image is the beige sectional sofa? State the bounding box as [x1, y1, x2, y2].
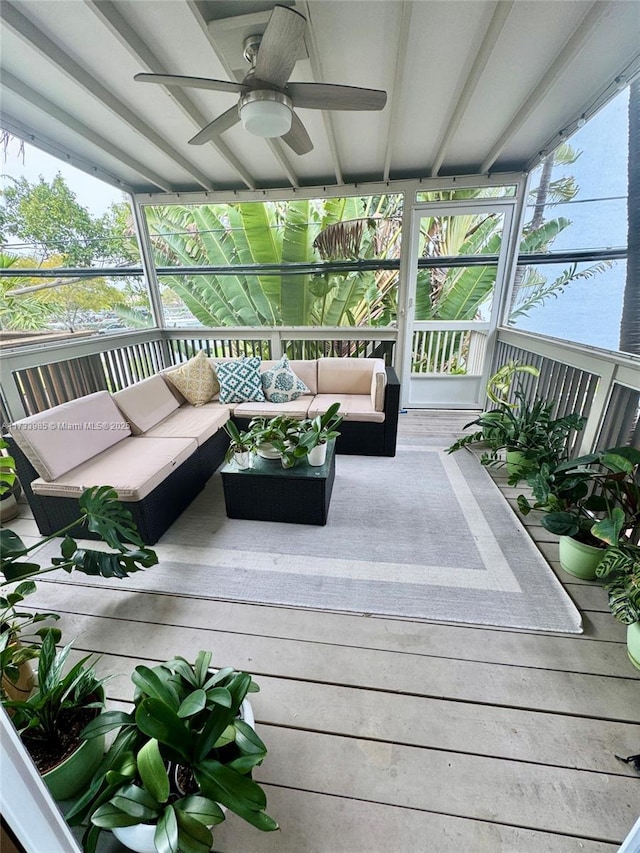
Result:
[6, 356, 400, 544]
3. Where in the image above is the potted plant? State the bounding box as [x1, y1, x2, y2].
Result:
[521, 446, 640, 579]
[223, 420, 254, 469]
[0, 459, 159, 800]
[67, 650, 278, 853]
[247, 414, 301, 459]
[0, 440, 20, 522]
[447, 390, 585, 483]
[1, 485, 158, 589]
[0, 580, 60, 704]
[3, 631, 108, 800]
[447, 361, 585, 483]
[591, 510, 640, 669]
[297, 402, 344, 467]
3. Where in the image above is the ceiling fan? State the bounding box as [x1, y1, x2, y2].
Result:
[134, 4, 387, 155]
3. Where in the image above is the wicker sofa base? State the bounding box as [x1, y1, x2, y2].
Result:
[234, 366, 401, 458]
[5, 436, 209, 546]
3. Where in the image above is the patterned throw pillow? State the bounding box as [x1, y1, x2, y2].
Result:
[261, 356, 310, 403]
[164, 350, 218, 407]
[216, 357, 266, 404]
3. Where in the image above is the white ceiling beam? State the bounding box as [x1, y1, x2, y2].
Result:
[480, 0, 610, 174]
[185, 0, 300, 189]
[0, 1, 215, 192]
[1, 70, 172, 192]
[524, 52, 640, 173]
[299, 0, 344, 185]
[430, 0, 513, 178]
[382, 0, 414, 182]
[87, 0, 258, 191]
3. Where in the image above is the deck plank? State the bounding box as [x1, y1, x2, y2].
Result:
[32, 581, 632, 675]
[80, 647, 640, 778]
[249, 727, 638, 844]
[54, 608, 640, 722]
[211, 786, 624, 853]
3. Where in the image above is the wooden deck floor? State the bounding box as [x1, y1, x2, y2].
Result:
[17, 410, 640, 852]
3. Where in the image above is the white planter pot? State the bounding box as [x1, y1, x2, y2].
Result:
[307, 443, 327, 467]
[233, 450, 252, 470]
[112, 699, 255, 853]
[256, 442, 281, 459]
[0, 493, 19, 522]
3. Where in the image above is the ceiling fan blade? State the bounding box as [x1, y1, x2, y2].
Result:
[281, 112, 313, 155]
[254, 5, 306, 88]
[188, 106, 240, 145]
[286, 82, 387, 111]
[134, 73, 243, 94]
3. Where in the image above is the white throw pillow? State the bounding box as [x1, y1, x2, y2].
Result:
[261, 355, 310, 403]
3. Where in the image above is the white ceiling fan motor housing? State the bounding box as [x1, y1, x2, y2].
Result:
[239, 90, 293, 137]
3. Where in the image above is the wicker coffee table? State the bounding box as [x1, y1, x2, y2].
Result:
[220, 440, 336, 526]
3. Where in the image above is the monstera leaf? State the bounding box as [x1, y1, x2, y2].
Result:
[1, 485, 157, 586]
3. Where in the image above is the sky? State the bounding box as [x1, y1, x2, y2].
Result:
[1, 138, 127, 217]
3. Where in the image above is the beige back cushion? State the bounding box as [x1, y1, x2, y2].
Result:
[371, 361, 387, 411]
[287, 360, 317, 395]
[9, 391, 131, 481]
[113, 375, 179, 435]
[317, 358, 382, 397]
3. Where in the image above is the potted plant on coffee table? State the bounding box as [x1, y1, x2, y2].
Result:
[2, 631, 108, 801]
[67, 650, 278, 853]
[223, 420, 254, 470]
[247, 414, 301, 460]
[297, 402, 344, 467]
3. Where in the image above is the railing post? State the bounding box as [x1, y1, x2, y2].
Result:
[269, 330, 282, 359]
[577, 361, 617, 454]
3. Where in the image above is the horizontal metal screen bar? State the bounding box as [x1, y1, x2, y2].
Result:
[0, 246, 627, 280]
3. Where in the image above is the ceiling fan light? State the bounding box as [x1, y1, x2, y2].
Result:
[239, 91, 292, 137]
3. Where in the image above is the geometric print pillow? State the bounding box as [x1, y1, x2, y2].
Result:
[216, 356, 266, 404]
[261, 355, 310, 403]
[163, 349, 218, 407]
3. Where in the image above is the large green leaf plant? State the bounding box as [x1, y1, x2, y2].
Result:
[0, 483, 158, 587]
[144, 194, 402, 329]
[68, 650, 277, 853]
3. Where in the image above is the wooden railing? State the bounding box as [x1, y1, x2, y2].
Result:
[0, 327, 397, 421]
[411, 326, 487, 375]
[2, 324, 637, 459]
[492, 329, 640, 455]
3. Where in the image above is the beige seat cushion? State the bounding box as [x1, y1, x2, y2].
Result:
[31, 436, 197, 502]
[9, 391, 131, 481]
[307, 394, 385, 423]
[164, 350, 219, 406]
[233, 396, 313, 419]
[143, 403, 231, 445]
[112, 375, 179, 435]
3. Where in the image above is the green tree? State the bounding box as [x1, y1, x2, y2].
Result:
[0, 253, 53, 330]
[0, 174, 129, 266]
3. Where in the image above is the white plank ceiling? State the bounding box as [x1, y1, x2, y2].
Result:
[1, 0, 639, 194]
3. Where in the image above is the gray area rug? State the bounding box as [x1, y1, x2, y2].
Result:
[35, 441, 582, 633]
